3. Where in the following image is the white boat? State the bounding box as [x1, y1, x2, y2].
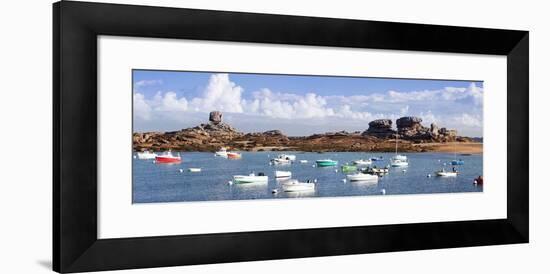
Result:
[353, 159, 372, 165]
[391, 134, 409, 167]
[271, 158, 291, 165]
[435, 170, 458, 177]
[188, 168, 201, 172]
[277, 154, 296, 161]
[275, 170, 292, 178]
[390, 159, 409, 167]
[346, 173, 379, 182]
[214, 147, 228, 158]
[136, 150, 157, 160]
[233, 173, 268, 184]
[299, 160, 308, 164]
[394, 154, 407, 161]
[282, 179, 315, 192]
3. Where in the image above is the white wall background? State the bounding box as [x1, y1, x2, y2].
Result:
[0, 0, 544, 273]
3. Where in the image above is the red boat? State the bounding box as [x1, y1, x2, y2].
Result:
[227, 152, 242, 159]
[155, 151, 182, 164]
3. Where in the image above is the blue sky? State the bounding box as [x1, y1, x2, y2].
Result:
[133, 70, 483, 137]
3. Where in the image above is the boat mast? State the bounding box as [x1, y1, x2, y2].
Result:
[395, 133, 398, 155]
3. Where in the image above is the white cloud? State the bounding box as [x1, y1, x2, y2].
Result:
[154, 91, 188, 112]
[134, 79, 163, 88]
[453, 113, 482, 127]
[190, 74, 244, 113]
[133, 93, 152, 120]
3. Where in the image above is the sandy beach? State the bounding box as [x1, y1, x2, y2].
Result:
[414, 142, 483, 154]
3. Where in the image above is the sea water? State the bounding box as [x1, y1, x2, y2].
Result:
[132, 151, 482, 203]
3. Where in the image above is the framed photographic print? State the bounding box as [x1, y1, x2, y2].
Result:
[53, 1, 529, 273]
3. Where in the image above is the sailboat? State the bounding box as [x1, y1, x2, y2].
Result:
[451, 142, 464, 165]
[390, 134, 409, 167]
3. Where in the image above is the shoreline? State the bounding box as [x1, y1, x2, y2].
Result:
[135, 142, 483, 154]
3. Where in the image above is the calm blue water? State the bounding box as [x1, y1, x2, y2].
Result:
[133, 151, 482, 203]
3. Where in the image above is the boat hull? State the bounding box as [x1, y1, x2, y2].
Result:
[282, 182, 315, 192]
[316, 160, 338, 167]
[436, 172, 458, 177]
[275, 171, 292, 178]
[347, 174, 379, 182]
[233, 176, 268, 184]
[137, 152, 157, 159]
[341, 165, 357, 172]
[155, 156, 181, 164]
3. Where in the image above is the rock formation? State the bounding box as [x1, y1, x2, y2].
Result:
[133, 112, 468, 152]
[209, 111, 223, 125]
[430, 123, 439, 137]
[362, 119, 396, 138]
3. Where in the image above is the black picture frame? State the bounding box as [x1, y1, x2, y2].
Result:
[53, 1, 529, 273]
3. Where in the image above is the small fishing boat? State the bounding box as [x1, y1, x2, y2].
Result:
[299, 160, 308, 164]
[341, 164, 358, 172]
[275, 170, 292, 178]
[353, 159, 372, 165]
[155, 151, 182, 164]
[188, 168, 201, 172]
[451, 159, 464, 165]
[227, 152, 242, 159]
[214, 147, 228, 158]
[346, 173, 379, 182]
[276, 154, 296, 161]
[281, 179, 315, 192]
[136, 150, 157, 160]
[393, 155, 407, 161]
[316, 159, 338, 167]
[233, 173, 268, 184]
[391, 134, 409, 167]
[366, 167, 389, 175]
[390, 158, 408, 167]
[435, 169, 458, 177]
[272, 158, 291, 165]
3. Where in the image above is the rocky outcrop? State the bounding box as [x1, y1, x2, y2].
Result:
[209, 111, 223, 124]
[396, 116, 430, 138]
[133, 112, 471, 152]
[430, 123, 439, 137]
[362, 119, 396, 138]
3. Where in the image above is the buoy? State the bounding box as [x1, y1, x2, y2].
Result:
[342, 179, 347, 183]
[380, 189, 386, 195]
[312, 165, 316, 167]
[427, 174, 431, 178]
[313, 179, 318, 183]
[133, 155, 137, 159]
[228, 181, 233, 185]
[272, 189, 278, 194]
[402, 170, 407, 173]
[334, 169, 338, 173]
[443, 163, 447, 166]
[152, 160, 156, 164]
[179, 169, 183, 173]
[438, 159, 441, 162]
[269, 162, 272, 166]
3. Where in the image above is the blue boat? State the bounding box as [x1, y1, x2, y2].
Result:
[451, 159, 464, 165]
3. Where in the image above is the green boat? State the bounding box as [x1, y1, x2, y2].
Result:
[341, 164, 357, 172]
[316, 159, 338, 167]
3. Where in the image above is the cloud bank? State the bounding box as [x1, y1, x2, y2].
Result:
[134, 73, 483, 136]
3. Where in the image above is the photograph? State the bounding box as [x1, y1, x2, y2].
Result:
[132, 70, 484, 203]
